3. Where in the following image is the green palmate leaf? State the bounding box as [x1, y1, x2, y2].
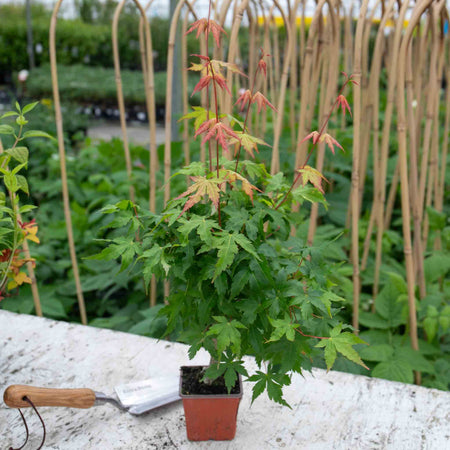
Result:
[87, 238, 138, 271]
[230, 268, 250, 299]
[248, 368, 291, 407]
[203, 363, 226, 382]
[179, 107, 224, 132]
[224, 367, 238, 392]
[213, 232, 260, 279]
[268, 315, 298, 342]
[232, 233, 260, 260]
[297, 165, 328, 194]
[292, 185, 328, 209]
[22, 130, 55, 140]
[316, 324, 368, 371]
[177, 215, 217, 245]
[139, 244, 163, 284]
[0, 124, 15, 135]
[237, 299, 259, 325]
[228, 131, 270, 158]
[247, 372, 267, 404]
[371, 359, 414, 384]
[6, 146, 28, 165]
[324, 341, 337, 369]
[319, 291, 345, 317]
[206, 316, 246, 355]
[214, 233, 239, 279]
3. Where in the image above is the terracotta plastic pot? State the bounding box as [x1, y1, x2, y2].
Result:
[179, 366, 243, 441]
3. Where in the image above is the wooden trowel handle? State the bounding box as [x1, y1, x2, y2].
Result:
[4, 385, 96, 409]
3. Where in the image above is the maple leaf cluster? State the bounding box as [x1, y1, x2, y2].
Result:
[186, 18, 226, 47]
[174, 169, 260, 217]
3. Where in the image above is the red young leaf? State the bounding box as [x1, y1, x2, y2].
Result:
[194, 118, 216, 138]
[320, 133, 344, 155]
[337, 95, 352, 117]
[192, 75, 212, 96]
[195, 120, 239, 153]
[186, 19, 227, 47]
[300, 130, 320, 145]
[252, 91, 277, 113]
[186, 19, 208, 39]
[213, 72, 231, 95]
[257, 48, 271, 78]
[235, 89, 252, 112]
[191, 53, 210, 61]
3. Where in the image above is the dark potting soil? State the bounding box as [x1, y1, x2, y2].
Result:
[181, 366, 241, 396]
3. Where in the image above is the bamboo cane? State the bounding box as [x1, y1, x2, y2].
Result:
[49, 0, 87, 325]
[294, 0, 328, 170]
[406, 41, 427, 299]
[270, 0, 298, 175]
[361, 0, 399, 272]
[246, 4, 256, 133]
[181, 5, 191, 167]
[422, 0, 446, 250]
[307, 2, 339, 246]
[223, 0, 251, 116]
[350, 0, 370, 334]
[435, 65, 450, 248]
[115, 0, 159, 306]
[342, 2, 353, 131]
[112, 0, 136, 204]
[272, 9, 281, 100]
[358, 1, 381, 214]
[374, 0, 410, 298]
[289, 1, 300, 151]
[165, 0, 193, 205]
[259, 0, 272, 136]
[396, 0, 434, 385]
[267, 5, 277, 105]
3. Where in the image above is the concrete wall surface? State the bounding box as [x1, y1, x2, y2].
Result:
[0, 310, 449, 449]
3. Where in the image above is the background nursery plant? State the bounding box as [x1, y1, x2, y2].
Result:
[0, 102, 52, 304]
[94, 13, 368, 405]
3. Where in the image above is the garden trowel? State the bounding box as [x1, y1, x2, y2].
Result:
[4, 376, 180, 415]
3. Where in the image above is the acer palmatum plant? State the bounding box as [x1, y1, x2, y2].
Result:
[94, 13, 367, 406]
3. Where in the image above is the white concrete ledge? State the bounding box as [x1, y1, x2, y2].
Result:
[0, 310, 448, 449]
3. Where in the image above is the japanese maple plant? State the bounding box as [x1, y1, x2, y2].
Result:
[96, 14, 367, 408]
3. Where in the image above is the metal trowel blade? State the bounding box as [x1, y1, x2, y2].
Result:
[114, 376, 180, 414]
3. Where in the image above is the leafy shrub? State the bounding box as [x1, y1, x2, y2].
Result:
[24, 65, 199, 108]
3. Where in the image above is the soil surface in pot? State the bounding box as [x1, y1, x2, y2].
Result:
[181, 366, 240, 395]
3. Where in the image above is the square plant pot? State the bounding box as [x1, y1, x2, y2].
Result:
[179, 365, 243, 441]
